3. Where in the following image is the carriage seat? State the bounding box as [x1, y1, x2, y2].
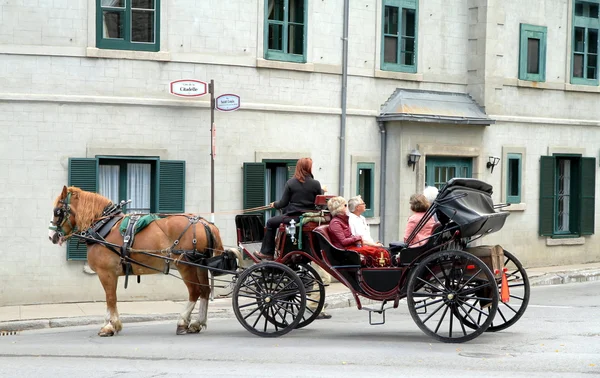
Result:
[388, 222, 443, 265]
[312, 225, 361, 268]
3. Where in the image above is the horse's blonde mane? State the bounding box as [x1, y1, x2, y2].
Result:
[67, 187, 111, 231]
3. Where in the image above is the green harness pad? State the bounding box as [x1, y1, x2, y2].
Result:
[119, 214, 162, 236]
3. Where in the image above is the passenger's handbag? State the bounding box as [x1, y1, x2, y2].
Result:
[205, 250, 238, 276]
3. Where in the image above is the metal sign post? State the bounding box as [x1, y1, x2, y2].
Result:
[208, 79, 215, 223]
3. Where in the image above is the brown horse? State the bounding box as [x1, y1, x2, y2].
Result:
[48, 186, 226, 337]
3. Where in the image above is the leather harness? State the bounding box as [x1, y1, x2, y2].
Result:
[78, 204, 217, 289]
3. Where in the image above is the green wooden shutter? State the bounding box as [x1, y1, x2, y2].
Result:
[580, 157, 596, 235]
[157, 160, 186, 213]
[67, 158, 98, 260]
[539, 156, 555, 236]
[243, 162, 266, 213]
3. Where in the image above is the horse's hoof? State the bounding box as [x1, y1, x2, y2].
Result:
[176, 325, 188, 335]
[186, 328, 200, 334]
[98, 330, 114, 337]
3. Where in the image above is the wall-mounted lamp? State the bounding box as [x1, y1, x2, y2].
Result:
[407, 149, 422, 171]
[486, 156, 500, 173]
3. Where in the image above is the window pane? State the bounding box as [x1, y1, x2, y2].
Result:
[588, 29, 598, 54]
[588, 54, 597, 79]
[268, 23, 283, 51]
[574, 53, 584, 77]
[575, 2, 584, 16]
[103, 11, 124, 39]
[527, 38, 540, 74]
[384, 6, 399, 35]
[127, 163, 151, 213]
[575, 27, 585, 52]
[508, 158, 520, 196]
[557, 159, 571, 232]
[383, 37, 398, 63]
[99, 165, 120, 204]
[289, 0, 304, 24]
[384, 36, 398, 63]
[401, 37, 415, 65]
[358, 168, 372, 209]
[591, 3, 599, 18]
[402, 8, 416, 38]
[288, 24, 304, 54]
[131, 10, 154, 42]
[132, 0, 154, 9]
[268, 0, 284, 21]
[102, 0, 124, 7]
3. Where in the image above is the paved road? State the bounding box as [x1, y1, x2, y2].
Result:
[0, 281, 599, 378]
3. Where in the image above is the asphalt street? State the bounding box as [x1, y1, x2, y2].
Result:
[0, 281, 598, 378]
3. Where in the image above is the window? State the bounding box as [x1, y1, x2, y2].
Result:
[67, 157, 185, 260]
[506, 153, 522, 204]
[381, 0, 418, 73]
[519, 24, 547, 82]
[425, 157, 472, 189]
[96, 0, 160, 52]
[357, 163, 375, 217]
[243, 160, 296, 219]
[572, 0, 600, 85]
[264, 0, 307, 63]
[539, 155, 595, 237]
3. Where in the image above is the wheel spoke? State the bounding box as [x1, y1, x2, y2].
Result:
[434, 305, 450, 333]
[414, 297, 445, 311]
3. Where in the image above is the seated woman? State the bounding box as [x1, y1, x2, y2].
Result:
[327, 196, 390, 266]
[404, 193, 437, 247]
[255, 157, 325, 260]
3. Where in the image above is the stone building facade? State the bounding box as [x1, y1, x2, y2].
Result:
[1, 0, 599, 305]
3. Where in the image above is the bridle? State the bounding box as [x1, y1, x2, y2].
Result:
[49, 192, 77, 238]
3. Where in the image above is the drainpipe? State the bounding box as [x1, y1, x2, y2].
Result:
[378, 121, 387, 242]
[338, 0, 349, 195]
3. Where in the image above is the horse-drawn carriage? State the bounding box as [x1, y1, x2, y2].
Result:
[233, 178, 530, 343]
[49, 178, 529, 343]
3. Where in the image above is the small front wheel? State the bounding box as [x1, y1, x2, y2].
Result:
[232, 262, 306, 337]
[407, 249, 499, 343]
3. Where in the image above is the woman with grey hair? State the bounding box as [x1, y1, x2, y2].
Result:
[347, 196, 382, 246]
[327, 196, 390, 266]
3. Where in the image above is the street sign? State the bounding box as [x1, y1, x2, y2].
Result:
[169, 80, 208, 97]
[215, 94, 240, 111]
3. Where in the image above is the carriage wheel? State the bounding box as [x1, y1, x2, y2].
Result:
[407, 249, 499, 343]
[293, 263, 325, 329]
[459, 250, 530, 332]
[232, 261, 306, 337]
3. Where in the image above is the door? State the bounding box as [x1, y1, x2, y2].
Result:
[425, 157, 473, 189]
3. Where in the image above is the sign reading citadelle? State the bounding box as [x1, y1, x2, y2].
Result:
[169, 80, 208, 97]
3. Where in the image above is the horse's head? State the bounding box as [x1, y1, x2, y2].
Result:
[48, 186, 78, 246]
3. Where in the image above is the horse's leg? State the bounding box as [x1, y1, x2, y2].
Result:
[96, 268, 122, 337]
[194, 268, 211, 332]
[176, 265, 201, 335]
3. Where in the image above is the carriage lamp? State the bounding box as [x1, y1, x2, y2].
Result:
[407, 149, 422, 171]
[486, 156, 501, 173]
[286, 219, 297, 244]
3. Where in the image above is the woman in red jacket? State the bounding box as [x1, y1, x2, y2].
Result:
[327, 196, 390, 266]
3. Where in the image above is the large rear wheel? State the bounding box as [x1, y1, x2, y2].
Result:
[407, 250, 499, 343]
[232, 262, 306, 337]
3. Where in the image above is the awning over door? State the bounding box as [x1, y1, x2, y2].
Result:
[377, 89, 494, 125]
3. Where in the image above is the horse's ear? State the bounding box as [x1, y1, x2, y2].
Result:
[61, 185, 68, 198]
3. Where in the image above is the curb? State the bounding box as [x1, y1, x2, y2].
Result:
[528, 269, 600, 286]
[2, 269, 600, 333]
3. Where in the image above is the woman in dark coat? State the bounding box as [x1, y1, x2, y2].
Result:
[255, 157, 325, 259]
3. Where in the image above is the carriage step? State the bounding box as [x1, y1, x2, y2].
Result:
[362, 304, 394, 325]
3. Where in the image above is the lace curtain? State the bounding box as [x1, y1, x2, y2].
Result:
[127, 163, 151, 214]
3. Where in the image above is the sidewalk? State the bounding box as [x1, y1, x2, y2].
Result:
[1, 262, 600, 333]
